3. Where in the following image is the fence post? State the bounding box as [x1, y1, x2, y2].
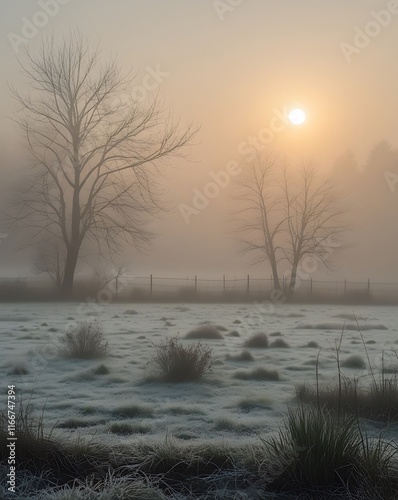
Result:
[247, 274, 250, 296]
[223, 274, 226, 295]
[150, 274, 153, 295]
[115, 276, 119, 299]
[310, 278, 313, 296]
[195, 275, 198, 294]
[368, 279, 371, 296]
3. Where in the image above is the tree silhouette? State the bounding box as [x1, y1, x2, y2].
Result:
[10, 33, 196, 295]
[282, 163, 346, 294]
[237, 154, 347, 295]
[235, 151, 285, 289]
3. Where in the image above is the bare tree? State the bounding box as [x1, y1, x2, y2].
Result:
[34, 240, 65, 287]
[9, 33, 196, 296]
[282, 163, 347, 294]
[235, 151, 285, 289]
[236, 154, 347, 296]
[87, 264, 126, 297]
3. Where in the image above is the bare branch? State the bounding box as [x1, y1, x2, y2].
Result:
[8, 33, 197, 295]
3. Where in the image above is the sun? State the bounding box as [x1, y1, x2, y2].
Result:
[288, 108, 306, 126]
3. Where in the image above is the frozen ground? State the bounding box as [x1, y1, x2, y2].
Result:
[1, 302, 398, 445]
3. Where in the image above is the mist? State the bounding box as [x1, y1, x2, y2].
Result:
[0, 0, 397, 286]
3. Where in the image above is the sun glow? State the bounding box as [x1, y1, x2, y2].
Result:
[288, 108, 306, 125]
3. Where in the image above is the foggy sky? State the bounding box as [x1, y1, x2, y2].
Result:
[0, 0, 397, 281]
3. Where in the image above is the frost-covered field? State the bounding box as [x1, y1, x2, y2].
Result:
[1, 302, 398, 445]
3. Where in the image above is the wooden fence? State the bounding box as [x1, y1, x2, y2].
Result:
[0, 275, 395, 302]
[115, 275, 378, 299]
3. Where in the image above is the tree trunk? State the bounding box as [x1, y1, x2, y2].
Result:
[289, 262, 299, 296]
[61, 172, 81, 296]
[270, 258, 281, 290]
[61, 246, 79, 296]
[55, 245, 62, 288]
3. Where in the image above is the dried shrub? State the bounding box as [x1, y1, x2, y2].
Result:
[243, 332, 268, 348]
[150, 336, 212, 382]
[59, 321, 108, 359]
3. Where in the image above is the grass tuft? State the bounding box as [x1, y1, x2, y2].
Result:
[262, 403, 398, 496]
[185, 325, 224, 339]
[303, 340, 319, 348]
[243, 332, 268, 348]
[108, 422, 152, 435]
[226, 350, 254, 362]
[270, 331, 282, 337]
[341, 354, 366, 369]
[59, 321, 108, 359]
[7, 364, 29, 375]
[270, 338, 290, 348]
[234, 367, 279, 381]
[36, 474, 166, 499]
[56, 418, 92, 429]
[297, 376, 398, 422]
[112, 403, 154, 418]
[150, 336, 212, 382]
[93, 363, 110, 375]
[297, 327, 398, 422]
[237, 396, 272, 411]
[213, 415, 250, 432]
